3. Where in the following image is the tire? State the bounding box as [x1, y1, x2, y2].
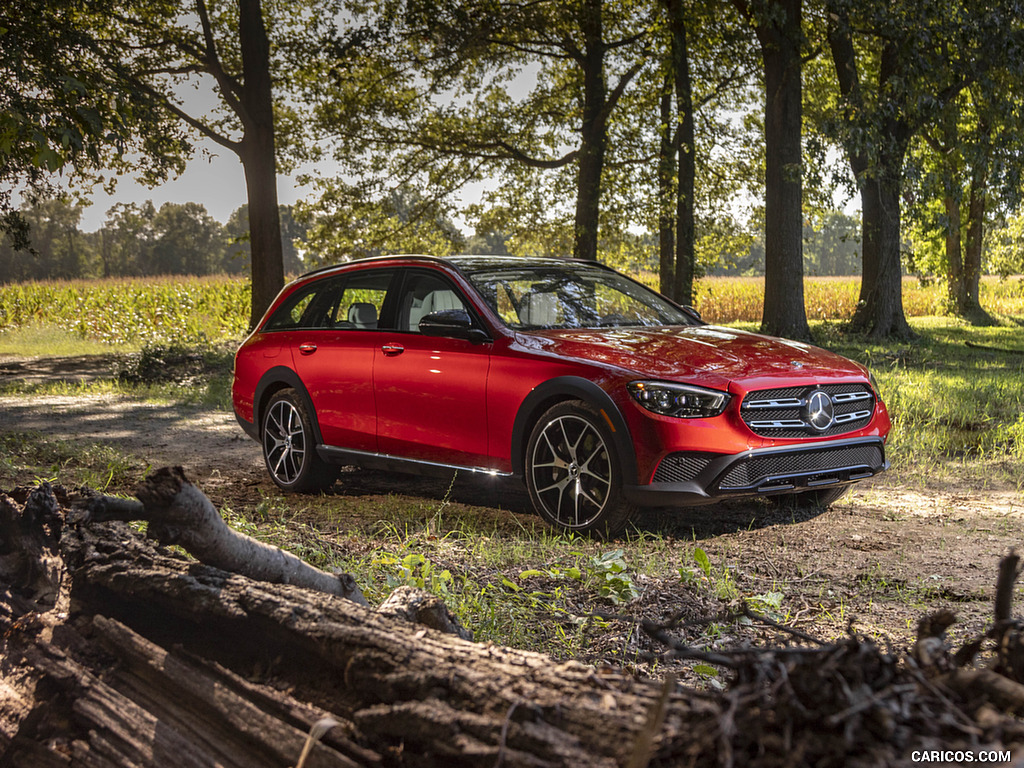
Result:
[524, 400, 637, 538]
[261, 389, 338, 492]
[766, 485, 849, 510]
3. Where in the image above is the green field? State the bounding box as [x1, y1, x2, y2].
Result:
[0, 275, 251, 350]
[2, 274, 1023, 351]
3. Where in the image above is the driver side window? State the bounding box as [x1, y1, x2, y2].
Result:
[397, 272, 468, 332]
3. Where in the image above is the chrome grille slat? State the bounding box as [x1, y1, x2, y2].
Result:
[834, 409, 872, 424]
[745, 397, 804, 409]
[833, 391, 872, 403]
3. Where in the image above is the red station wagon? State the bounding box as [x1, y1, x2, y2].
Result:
[232, 255, 891, 536]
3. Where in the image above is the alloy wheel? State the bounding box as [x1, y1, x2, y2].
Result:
[529, 414, 612, 528]
[263, 398, 307, 486]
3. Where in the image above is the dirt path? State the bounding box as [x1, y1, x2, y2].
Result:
[0, 393, 265, 493]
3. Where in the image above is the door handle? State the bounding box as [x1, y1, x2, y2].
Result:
[381, 343, 405, 357]
[298, 343, 317, 355]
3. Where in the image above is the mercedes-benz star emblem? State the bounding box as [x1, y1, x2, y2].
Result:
[805, 390, 835, 432]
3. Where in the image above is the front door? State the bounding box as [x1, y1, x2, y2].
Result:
[373, 270, 493, 469]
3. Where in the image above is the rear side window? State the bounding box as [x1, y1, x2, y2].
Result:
[330, 270, 393, 329]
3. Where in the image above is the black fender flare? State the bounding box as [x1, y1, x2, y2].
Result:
[253, 366, 325, 446]
[510, 376, 637, 484]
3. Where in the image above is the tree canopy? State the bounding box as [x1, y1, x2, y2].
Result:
[6, 0, 1024, 338]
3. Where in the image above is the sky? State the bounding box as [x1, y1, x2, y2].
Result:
[76, 141, 309, 232]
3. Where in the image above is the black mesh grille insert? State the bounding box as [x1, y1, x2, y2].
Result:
[719, 444, 884, 489]
[740, 383, 875, 438]
[653, 453, 715, 483]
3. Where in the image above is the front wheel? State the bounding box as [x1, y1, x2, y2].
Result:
[261, 389, 338, 492]
[525, 400, 637, 538]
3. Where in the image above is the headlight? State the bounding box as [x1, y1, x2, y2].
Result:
[868, 370, 881, 397]
[627, 381, 731, 418]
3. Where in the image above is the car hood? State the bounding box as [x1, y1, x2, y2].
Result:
[515, 325, 869, 391]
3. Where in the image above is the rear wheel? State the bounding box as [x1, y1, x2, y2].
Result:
[261, 389, 338, 492]
[525, 400, 636, 538]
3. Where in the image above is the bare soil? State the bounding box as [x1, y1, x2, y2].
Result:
[1, 353, 1022, 653]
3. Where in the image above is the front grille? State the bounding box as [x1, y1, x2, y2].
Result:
[718, 444, 884, 490]
[740, 383, 874, 438]
[653, 453, 714, 483]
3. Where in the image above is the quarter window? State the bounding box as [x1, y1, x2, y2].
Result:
[263, 269, 394, 331]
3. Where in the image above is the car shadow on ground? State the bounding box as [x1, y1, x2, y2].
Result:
[328, 467, 831, 540]
[632, 500, 832, 540]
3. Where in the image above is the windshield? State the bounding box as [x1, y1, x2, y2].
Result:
[462, 264, 696, 330]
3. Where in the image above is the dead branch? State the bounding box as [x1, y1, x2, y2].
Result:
[76, 466, 367, 605]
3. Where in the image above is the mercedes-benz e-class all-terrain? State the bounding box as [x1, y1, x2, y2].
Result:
[232, 255, 890, 536]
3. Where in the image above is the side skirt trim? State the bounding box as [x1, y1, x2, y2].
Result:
[317, 445, 514, 479]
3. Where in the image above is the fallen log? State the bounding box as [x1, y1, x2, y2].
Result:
[3, 472, 1024, 766]
[76, 466, 367, 606]
[1, 477, 718, 767]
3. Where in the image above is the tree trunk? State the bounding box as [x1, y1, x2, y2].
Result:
[657, 75, 676, 298]
[845, 41, 914, 339]
[754, 0, 810, 341]
[964, 159, 991, 323]
[573, 0, 607, 263]
[850, 170, 913, 338]
[238, 0, 285, 330]
[959, 123, 994, 326]
[826, 7, 915, 339]
[942, 186, 967, 313]
[666, 0, 696, 308]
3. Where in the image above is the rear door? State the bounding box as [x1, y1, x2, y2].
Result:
[287, 268, 396, 452]
[373, 269, 493, 469]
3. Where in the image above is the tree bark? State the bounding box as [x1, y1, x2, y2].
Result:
[666, 0, 696, 308]
[658, 75, 676, 298]
[78, 466, 367, 605]
[0, 483, 719, 767]
[752, 0, 810, 341]
[238, 0, 286, 329]
[573, 0, 608, 263]
[943, 185, 967, 313]
[964, 159, 991, 322]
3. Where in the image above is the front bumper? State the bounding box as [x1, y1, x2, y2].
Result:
[623, 436, 887, 506]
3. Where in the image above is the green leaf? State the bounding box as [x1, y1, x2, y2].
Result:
[519, 569, 546, 579]
[693, 547, 712, 577]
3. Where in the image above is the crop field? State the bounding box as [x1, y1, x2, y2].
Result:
[0, 275, 251, 348]
[2, 273, 1023, 349]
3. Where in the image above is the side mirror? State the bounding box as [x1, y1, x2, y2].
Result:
[418, 309, 490, 344]
[681, 305, 702, 323]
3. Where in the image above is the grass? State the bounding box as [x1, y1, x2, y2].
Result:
[822, 316, 1024, 488]
[1, 274, 1022, 673]
[0, 431, 147, 491]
